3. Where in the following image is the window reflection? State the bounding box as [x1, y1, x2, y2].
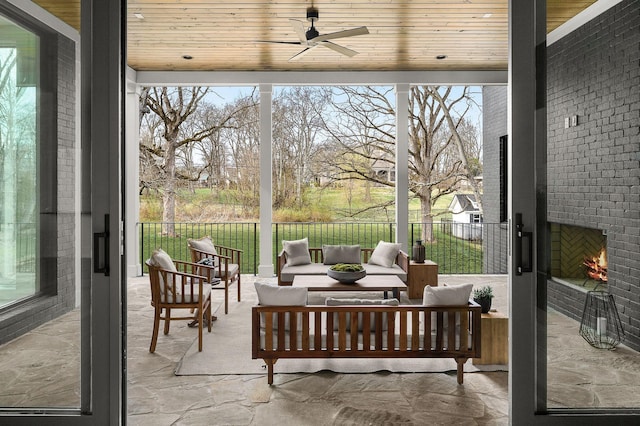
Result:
[0, 17, 38, 309]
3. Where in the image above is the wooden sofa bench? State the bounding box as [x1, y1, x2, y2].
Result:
[251, 302, 481, 385]
[277, 247, 409, 286]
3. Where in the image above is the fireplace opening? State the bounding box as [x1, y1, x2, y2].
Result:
[550, 223, 608, 291]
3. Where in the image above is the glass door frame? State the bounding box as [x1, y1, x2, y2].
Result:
[0, 0, 124, 423]
[509, 0, 640, 423]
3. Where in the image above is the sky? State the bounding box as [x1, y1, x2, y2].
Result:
[204, 85, 483, 133]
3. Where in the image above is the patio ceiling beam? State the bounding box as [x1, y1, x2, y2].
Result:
[132, 70, 508, 87]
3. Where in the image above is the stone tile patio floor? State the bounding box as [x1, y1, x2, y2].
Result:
[127, 275, 510, 425]
[2, 274, 640, 424]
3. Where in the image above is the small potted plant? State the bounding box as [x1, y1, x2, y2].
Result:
[473, 285, 494, 313]
[327, 263, 366, 283]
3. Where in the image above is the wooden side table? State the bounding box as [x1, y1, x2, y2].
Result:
[472, 311, 509, 365]
[407, 260, 438, 299]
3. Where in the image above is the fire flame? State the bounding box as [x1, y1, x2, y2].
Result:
[584, 249, 607, 282]
[598, 249, 607, 268]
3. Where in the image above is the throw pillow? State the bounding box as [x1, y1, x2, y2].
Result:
[254, 281, 308, 306]
[422, 283, 473, 306]
[368, 241, 402, 268]
[422, 283, 473, 335]
[322, 245, 361, 265]
[325, 297, 399, 331]
[149, 248, 176, 272]
[188, 235, 217, 254]
[283, 238, 312, 266]
[255, 281, 308, 331]
[188, 236, 219, 266]
[148, 248, 178, 297]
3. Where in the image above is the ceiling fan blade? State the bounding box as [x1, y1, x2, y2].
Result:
[312, 26, 369, 43]
[255, 40, 303, 45]
[289, 19, 308, 44]
[289, 45, 319, 61]
[320, 41, 359, 57]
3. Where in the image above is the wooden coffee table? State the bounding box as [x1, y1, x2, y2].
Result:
[292, 274, 407, 299]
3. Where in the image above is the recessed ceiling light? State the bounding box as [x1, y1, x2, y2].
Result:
[436, 55, 447, 60]
[483, 13, 492, 18]
[182, 55, 193, 60]
[134, 13, 145, 20]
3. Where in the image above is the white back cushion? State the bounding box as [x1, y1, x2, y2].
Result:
[255, 281, 308, 330]
[422, 283, 473, 334]
[282, 238, 312, 266]
[422, 284, 473, 306]
[368, 241, 401, 267]
[188, 236, 218, 256]
[254, 281, 308, 306]
[149, 248, 178, 298]
[322, 245, 361, 265]
[149, 248, 176, 272]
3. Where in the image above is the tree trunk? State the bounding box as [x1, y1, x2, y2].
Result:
[419, 190, 435, 243]
[162, 136, 177, 236]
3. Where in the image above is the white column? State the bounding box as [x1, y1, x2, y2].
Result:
[125, 77, 141, 277]
[258, 84, 274, 277]
[395, 84, 410, 252]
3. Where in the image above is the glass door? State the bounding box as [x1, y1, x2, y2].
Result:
[510, 0, 640, 423]
[0, 0, 123, 423]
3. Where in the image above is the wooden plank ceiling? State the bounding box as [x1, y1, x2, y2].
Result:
[32, 0, 597, 72]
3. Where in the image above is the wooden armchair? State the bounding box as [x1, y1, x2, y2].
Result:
[187, 236, 242, 314]
[146, 251, 212, 353]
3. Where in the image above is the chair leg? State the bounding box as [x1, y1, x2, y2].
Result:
[224, 282, 229, 314]
[265, 359, 277, 385]
[206, 301, 212, 332]
[237, 274, 241, 302]
[456, 357, 467, 384]
[150, 307, 161, 353]
[164, 308, 171, 335]
[197, 305, 203, 352]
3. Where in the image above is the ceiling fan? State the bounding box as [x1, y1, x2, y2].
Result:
[258, 7, 369, 61]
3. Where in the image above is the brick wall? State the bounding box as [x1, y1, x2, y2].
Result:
[547, 0, 640, 350]
[0, 33, 77, 345]
[482, 86, 509, 274]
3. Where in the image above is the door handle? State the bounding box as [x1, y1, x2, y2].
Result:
[515, 213, 532, 275]
[93, 214, 110, 276]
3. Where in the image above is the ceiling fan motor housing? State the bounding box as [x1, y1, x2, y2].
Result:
[306, 8, 319, 22]
[306, 8, 320, 39]
[306, 27, 319, 40]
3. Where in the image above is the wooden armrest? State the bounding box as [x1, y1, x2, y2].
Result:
[396, 250, 409, 272]
[214, 244, 243, 254]
[188, 248, 232, 262]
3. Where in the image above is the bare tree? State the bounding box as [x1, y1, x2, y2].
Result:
[0, 50, 36, 223]
[222, 93, 261, 213]
[141, 86, 257, 235]
[429, 87, 483, 215]
[322, 85, 482, 242]
[272, 87, 331, 209]
[319, 86, 396, 214]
